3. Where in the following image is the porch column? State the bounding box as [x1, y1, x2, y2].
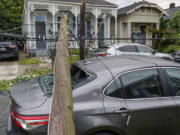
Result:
[107, 16, 111, 38]
[119, 22, 123, 43]
[156, 23, 160, 30]
[127, 22, 132, 43]
[115, 16, 117, 43]
[94, 14, 98, 48]
[52, 5, 56, 37]
[75, 15, 78, 38]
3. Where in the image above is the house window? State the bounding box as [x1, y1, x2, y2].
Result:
[35, 15, 45, 22]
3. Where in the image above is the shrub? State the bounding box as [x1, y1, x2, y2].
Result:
[161, 45, 180, 53]
[0, 69, 51, 91]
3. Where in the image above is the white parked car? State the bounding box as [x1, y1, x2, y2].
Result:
[93, 43, 173, 60]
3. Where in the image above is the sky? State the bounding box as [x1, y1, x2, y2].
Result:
[106, 0, 180, 9]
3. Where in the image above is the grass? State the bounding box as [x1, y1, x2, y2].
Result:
[0, 69, 51, 91]
[18, 58, 42, 65]
[70, 55, 80, 64]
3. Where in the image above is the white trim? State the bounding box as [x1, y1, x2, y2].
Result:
[28, 0, 117, 8]
[126, 4, 168, 16]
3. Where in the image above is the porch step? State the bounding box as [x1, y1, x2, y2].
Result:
[35, 49, 49, 57]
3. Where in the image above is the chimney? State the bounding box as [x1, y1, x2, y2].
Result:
[169, 3, 175, 9]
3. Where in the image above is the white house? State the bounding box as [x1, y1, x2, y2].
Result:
[117, 1, 167, 46]
[22, 0, 118, 56]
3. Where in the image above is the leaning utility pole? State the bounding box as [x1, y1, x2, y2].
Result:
[79, 1, 86, 60]
[48, 14, 76, 135]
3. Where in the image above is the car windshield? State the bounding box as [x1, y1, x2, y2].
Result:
[0, 42, 12, 46]
[39, 65, 91, 95]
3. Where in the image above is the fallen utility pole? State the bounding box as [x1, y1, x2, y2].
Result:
[79, 2, 86, 60]
[48, 14, 76, 135]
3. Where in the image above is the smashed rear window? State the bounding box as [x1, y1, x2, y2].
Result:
[39, 65, 94, 95]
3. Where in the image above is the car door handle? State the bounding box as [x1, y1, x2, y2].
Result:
[114, 108, 130, 114]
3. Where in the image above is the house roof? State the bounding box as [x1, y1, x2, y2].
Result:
[164, 6, 180, 20]
[43, 0, 117, 8]
[118, 1, 166, 15]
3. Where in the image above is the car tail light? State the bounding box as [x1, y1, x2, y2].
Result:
[10, 110, 49, 130]
[98, 53, 106, 56]
[8, 45, 16, 49]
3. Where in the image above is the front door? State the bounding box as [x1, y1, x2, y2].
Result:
[35, 17, 46, 49]
[120, 68, 178, 135]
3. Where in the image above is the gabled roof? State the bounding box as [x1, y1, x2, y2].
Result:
[164, 6, 180, 20]
[42, 0, 117, 8]
[118, 1, 166, 15]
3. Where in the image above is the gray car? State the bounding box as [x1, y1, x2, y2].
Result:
[7, 55, 180, 135]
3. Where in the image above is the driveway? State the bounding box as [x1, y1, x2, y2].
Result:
[0, 61, 19, 80]
[0, 91, 10, 135]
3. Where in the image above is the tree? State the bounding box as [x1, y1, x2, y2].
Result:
[0, 0, 24, 34]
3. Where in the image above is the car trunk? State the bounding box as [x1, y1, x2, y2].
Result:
[10, 78, 47, 111]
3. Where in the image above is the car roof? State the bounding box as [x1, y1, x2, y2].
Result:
[77, 55, 180, 77]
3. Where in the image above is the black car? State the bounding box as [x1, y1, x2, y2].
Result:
[0, 42, 19, 60]
[7, 55, 180, 135]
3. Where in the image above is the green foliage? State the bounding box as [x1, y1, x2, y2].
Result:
[151, 10, 180, 50]
[0, 0, 24, 33]
[69, 55, 80, 64]
[161, 45, 180, 53]
[0, 69, 51, 91]
[18, 58, 42, 65]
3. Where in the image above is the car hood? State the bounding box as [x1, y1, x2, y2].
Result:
[154, 52, 170, 57]
[10, 78, 47, 110]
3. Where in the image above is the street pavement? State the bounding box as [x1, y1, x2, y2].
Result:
[0, 61, 19, 80]
[0, 91, 9, 135]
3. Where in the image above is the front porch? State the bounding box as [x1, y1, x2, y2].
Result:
[24, 2, 117, 56]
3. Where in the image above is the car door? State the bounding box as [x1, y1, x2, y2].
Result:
[120, 68, 178, 135]
[117, 45, 139, 55]
[163, 68, 180, 134]
[103, 78, 129, 133]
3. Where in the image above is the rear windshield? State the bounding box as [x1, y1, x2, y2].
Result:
[39, 65, 92, 95]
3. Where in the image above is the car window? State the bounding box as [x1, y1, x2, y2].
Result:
[39, 65, 93, 95]
[121, 69, 163, 99]
[165, 68, 180, 96]
[105, 78, 123, 98]
[137, 45, 154, 53]
[118, 45, 138, 52]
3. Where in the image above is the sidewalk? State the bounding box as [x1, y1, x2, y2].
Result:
[0, 62, 19, 80]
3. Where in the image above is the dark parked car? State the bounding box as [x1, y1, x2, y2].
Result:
[0, 42, 19, 60]
[7, 55, 180, 135]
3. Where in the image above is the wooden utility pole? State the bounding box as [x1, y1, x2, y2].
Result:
[79, 2, 86, 60]
[48, 14, 76, 135]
